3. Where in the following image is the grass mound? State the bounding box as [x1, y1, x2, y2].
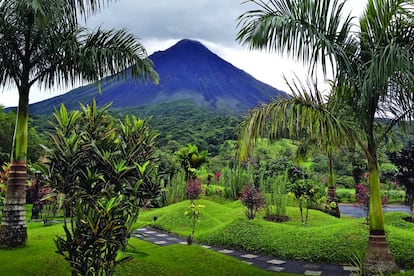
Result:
[137, 199, 414, 268]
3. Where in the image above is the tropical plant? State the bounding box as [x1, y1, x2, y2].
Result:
[389, 142, 414, 220]
[55, 195, 139, 276]
[184, 201, 205, 245]
[264, 174, 289, 222]
[0, 0, 158, 248]
[240, 185, 265, 220]
[185, 178, 202, 201]
[45, 101, 159, 275]
[286, 171, 324, 225]
[46, 101, 159, 204]
[161, 170, 187, 206]
[237, 0, 414, 273]
[175, 144, 209, 180]
[222, 166, 251, 200]
[355, 183, 370, 224]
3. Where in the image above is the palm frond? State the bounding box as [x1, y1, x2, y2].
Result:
[238, 76, 353, 161]
[237, 0, 354, 76]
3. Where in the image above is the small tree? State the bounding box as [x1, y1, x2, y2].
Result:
[175, 144, 208, 180]
[286, 168, 324, 225]
[389, 142, 414, 220]
[240, 185, 265, 220]
[46, 101, 159, 275]
[184, 202, 205, 245]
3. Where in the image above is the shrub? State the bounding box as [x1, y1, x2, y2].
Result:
[184, 201, 205, 245]
[55, 196, 139, 275]
[186, 178, 202, 201]
[223, 166, 250, 200]
[335, 188, 355, 203]
[287, 178, 324, 225]
[355, 183, 369, 223]
[335, 175, 355, 188]
[240, 185, 265, 220]
[161, 171, 187, 206]
[47, 102, 159, 275]
[264, 175, 289, 221]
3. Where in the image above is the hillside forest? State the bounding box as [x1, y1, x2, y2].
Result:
[1, 102, 413, 205]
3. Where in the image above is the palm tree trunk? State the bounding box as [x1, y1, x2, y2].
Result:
[363, 153, 399, 275]
[326, 151, 340, 218]
[0, 90, 29, 248]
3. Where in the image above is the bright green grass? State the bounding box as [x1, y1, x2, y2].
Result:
[1, 200, 413, 275]
[136, 199, 414, 269]
[0, 221, 295, 276]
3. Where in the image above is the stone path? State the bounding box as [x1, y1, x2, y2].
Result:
[132, 227, 358, 275]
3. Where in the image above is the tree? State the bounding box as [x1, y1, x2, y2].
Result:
[237, 0, 414, 274]
[389, 142, 414, 217]
[238, 82, 348, 218]
[47, 101, 160, 274]
[175, 144, 209, 180]
[0, 0, 158, 248]
[0, 108, 46, 166]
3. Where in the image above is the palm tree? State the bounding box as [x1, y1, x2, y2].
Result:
[238, 79, 350, 217]
[0, 0, 158, 248]
[237, 0, 414, 274]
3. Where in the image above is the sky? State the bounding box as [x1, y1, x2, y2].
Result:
[0, 0, 367, 108]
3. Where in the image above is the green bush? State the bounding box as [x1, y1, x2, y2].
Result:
[222, 166, 250, 200]
[162, 171, 187, 206]
[336, 188, 355, 203]
[47, 102, 159, 275]
[264, 175, 288, 219]
[55, 196, 139, 275]
[335, 175, 355, 188]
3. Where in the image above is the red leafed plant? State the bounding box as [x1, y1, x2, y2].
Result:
[240, 185, 265, 220]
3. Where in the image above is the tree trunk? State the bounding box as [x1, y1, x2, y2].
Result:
[363, 155, 399, 275]
[0, 161, 28, 248]
[0, 89, 29, 248]
[326, 151, 340, 218]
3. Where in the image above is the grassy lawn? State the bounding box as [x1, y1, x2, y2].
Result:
[135, 198, 414, 269]
[0, 222, 288, 276]
[1, 199, 413, 275]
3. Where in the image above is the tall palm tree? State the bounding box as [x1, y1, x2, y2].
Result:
[0, 0, 158, 248]
[238, 79, 351, 217]
[237, 0, 414, 274]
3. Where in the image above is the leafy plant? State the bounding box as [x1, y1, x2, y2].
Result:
[240, 185, 265, 220]
[161, 171, 187, 206]
[222, 166, 250, 200]
[55, 195, 139, 275]
[355, 183, 370, 224]
[186, 178, 202, 201]
[287, 177, 324, 226]
[184, 202, 205, 245]
[264, 175, 289, 221]
[46, 101, 159, 275]
[175, 144, 208, 180]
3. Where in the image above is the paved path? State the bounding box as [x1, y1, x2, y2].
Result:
[339, 204, 410, 218]
[132, 227, 358, 275]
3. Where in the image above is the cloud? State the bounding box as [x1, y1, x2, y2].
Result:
[1, 0, 368, 107]
[87, 0, 249, 46]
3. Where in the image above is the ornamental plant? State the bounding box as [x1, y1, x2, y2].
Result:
[186, 178, 202, 201]
[287, 178, 324, 226]
[55, 196, 139, 275]
[46, 102, 159, 275]
[240, 185, 265, 220]
[355, 183, 369, 224]
[184, 202, 205, 245]
[264, 175, 289, 222]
